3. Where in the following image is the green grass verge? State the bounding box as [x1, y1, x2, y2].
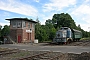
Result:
[80, 38, 90, 40]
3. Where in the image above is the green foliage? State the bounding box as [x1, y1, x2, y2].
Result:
[35, 19, 46, 42]
[1, 25, 10, 36]
[0, 25, 10, 41]
[45, 23, 56, 41]
[52, 13, 77, 29]
[35, 19, 56, 42]
[49, 28, 56, 40]
[45, 19, 52, 25]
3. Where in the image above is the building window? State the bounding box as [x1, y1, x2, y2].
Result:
[17, 22, 21, 28]
[28, 22, 30, 28]
[13, 22, 16, 28]
[23, 22, 26, 27]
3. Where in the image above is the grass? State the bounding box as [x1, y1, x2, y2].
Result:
[80, 37, 90, 40]
[0, 47, 9, 51]
[9, 51, 31, 58]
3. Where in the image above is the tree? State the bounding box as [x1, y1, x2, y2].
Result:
[1, 25, 10, 36]
[49, 28, 56, 40]
[40, 25, 49, 42]
[45, 19, 56, 41]
[45, 19, 52, 25]
[35, 18, 56, 42]
[35, 18, 43, 42]
[77, 24, 81, 29]
[52, 13, 77, 29]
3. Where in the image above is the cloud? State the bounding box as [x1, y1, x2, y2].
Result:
[0, 22, 9, 27]
[34, 0, 40, 2]
[41, 15, 53, 25]
[36, 14, 50, 25]
[43, 0, 76, 12]
[71, 4, 90, 22]
[71, 5, 90, 15]
[85, 0, 90, 3]
[0, 0, 38, 17]
[38, 12, 56, 25]
[80, 23, 90, 32]
[70, 0, 90, 31]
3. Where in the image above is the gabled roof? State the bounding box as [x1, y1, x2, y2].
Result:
[6, 18, 37, 23]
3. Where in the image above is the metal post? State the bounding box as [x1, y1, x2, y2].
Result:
[30, 29, 33, 45]
[4, 38, 7, 44]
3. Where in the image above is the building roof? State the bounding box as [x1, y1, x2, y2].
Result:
[72, 29, 81, 33]
[6, 18, 37, 23]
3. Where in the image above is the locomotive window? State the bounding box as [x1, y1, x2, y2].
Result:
[63, 31, 67, 37]
[61, 28, 68, 30]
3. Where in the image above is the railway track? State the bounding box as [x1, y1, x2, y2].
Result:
[0, 48, 19, 56]
[19, 51, 64, 60]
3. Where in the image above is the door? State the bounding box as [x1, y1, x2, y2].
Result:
[18, 35, 21, 43]
[27, 33, 29, 40]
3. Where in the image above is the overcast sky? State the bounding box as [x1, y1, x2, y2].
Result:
[0, 0, 90, 31]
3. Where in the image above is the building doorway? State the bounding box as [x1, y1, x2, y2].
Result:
[18, 35, 21, 43]
[27, 33, 29, 40]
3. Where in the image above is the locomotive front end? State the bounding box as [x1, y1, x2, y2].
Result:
[53, 30, 67, 43]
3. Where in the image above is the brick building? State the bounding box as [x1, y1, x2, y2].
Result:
[6, 18, 37, 43]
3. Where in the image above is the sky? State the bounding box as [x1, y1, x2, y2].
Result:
[0, 0, 90, 31]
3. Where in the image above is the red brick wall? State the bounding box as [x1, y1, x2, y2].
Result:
[21, 22, 35, 43]
[10, 29, 23, 43]
[10, 29, 17, 42]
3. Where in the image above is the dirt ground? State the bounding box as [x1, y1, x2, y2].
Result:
[0, 40, 90, 60]
[0, 47, 90, 60]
